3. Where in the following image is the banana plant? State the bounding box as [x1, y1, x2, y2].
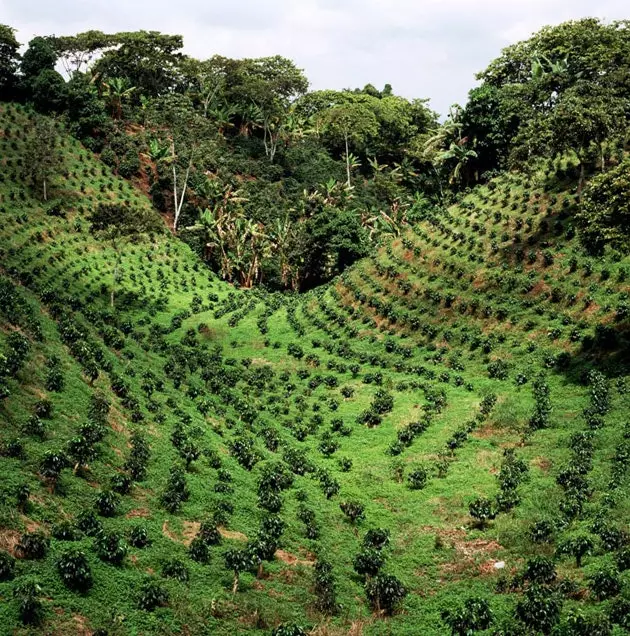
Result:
[102, 77, 135, 119]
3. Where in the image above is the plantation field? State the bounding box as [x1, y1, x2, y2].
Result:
[1, 102, 629, 635]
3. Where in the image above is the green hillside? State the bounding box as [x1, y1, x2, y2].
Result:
[1, 99, 629, 635]
[2, 16, 630, 636]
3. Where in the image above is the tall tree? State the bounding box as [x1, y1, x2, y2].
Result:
[22, 116, 62, 201]
[0, 24, 20, 99]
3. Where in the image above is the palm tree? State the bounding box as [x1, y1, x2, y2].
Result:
[102, 77, 135, 119]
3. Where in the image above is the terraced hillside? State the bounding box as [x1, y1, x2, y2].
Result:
[1, 102, 629, 635]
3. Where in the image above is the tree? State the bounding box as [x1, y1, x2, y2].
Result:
[22, 116, 62, 201]
[300, 202, 369, 289]
[93, 31, 185, 98]
[318, 100, 379, 186]
[0, 24, 20, 99]
[436, 140, 478, 185]
[89, 202, 161, 306]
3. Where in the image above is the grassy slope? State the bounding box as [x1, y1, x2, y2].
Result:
[0, 102, 628, 635]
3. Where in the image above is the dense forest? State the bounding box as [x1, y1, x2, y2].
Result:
[0, 16, 629, 636]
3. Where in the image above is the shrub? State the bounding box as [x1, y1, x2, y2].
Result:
[468, 497, 496, 528]
[56, 549, 93, 591]
[17, 531, 49, 559]
[137, 576, 169, 611]
[161, 558, 189, 581]
[52, 521, 81, 541]
[314, 558, 338, 615]
[189, 537, 211, 564]
[588, 568, 621, 600]
[523, 557, 556, 585]
[94, 490, 120, 517]
[442, 597, 493, 635]
[0, 550, 16, 581]
[353, 548, 385, 578]
[95, 530, 127, 565]
[340, 500, 365, 524]
[76, 510, 103, 537]
[13, 579, 45, 625]
[363, 528, 391, 551]
[516, 585, 562, 634]
[556, 535, 594, 568]
[364, 573, 407, 615]
[407, 466, 428, 490]
[129, 525, 151, 548]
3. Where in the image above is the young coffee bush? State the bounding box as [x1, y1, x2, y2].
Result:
[189, 537, 211, 564]
[128, 525, 151, 548]
[52, 521, 82, 541]
[57, 549, 93, 591]
[94, 490, 120, 517]
[161, 558, 189, 582]
[137, 576, 169, 611]
[0, 550, 16, 581]
[588, 568, 621, 600]
[17, 531, 49, 559]
[441, 597, 493, 635]
[468, 497, 496, 529]
[76, 510, 103, 537]
[340, 500, 365, 524]
[365, 573, 407, 615]
[95, 530, 127, 565]
[353, 548, 385, 578]
[407, 466, 428, 490]
[13, 579, 45, 625]
[363, 528, 391, 551]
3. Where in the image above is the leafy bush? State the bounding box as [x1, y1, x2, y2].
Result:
[17, 531, 49, 559]
[128, 525, 151, 548]
[95, 530, 127, 565]
[364, 573, 407, 615]
[161, 558, 189, 581]
[137, 577, 169, 611]
[56, 549, 93, 591]
[0, 550, 16, 581]
[442, 597, 493, 635]
[13, 579, 45, 625]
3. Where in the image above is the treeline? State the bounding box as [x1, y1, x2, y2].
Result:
[1, 18, 629, 288]
[0, 26, 441, 289]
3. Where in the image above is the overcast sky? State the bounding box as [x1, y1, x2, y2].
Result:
[1, 0, 628, 115]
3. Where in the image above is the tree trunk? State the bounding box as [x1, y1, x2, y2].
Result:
[43, 178, 47, 202]
[232, 573, 239, 595]
[111, 245, 121, 308]
[345, 132, 351, 187]
[577, 161, 586, 201]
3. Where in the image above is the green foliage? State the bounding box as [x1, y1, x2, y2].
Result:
[364, 573, 407, 615]
[579, 158, 630, 255]
[442, 597, 493, 635]
[56, 549, 93, 591]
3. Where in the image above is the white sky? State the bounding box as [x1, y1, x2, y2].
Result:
[1, 0, 628, 115]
